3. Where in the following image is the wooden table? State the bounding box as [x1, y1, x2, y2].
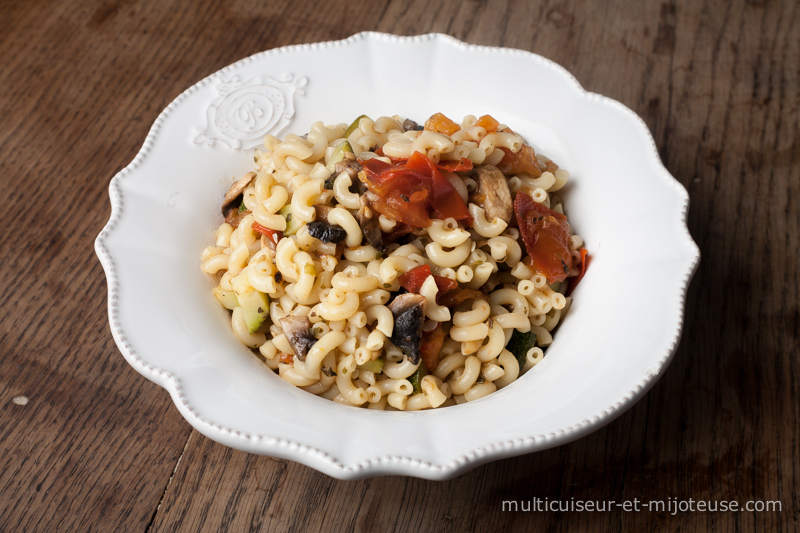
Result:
[2, 0, 797, 530]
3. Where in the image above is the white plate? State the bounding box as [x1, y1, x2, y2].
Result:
[95, 32, 699, 480]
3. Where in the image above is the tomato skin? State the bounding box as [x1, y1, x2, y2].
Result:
[382, 222, 413, 244]
[359, 152, 471, 227]
[566, 247, 589, 295]
[398, 265, 432, 293]
[514, 192, 572, 284]
[252, 222, 283, 242]
[431, 275, 459, 300]
[420, 325, 447, 372]
[398, 265, 458, 304]
[404, 152, 471, 223]
[385, 154, 473, 174]
[433, 158, 473, 173]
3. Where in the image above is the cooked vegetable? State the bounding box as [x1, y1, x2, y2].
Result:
[359, 151, 472, 227]
[313, 205, 332, 224]
[387, 293, 427, 364]
[408, 365, 426, 394]
[212, 287, 238, 310]
[307, 220, 347, 244]
[279, 205, 301, 235]
[433, 159, 473, 172]
[344, 115, 369, 137]
[506, 329, 537, 371]
[437, 288, 488, 308]
[497, 144, 543, 177]
[333, 157, 363, 178]
[358, 358, 385, 374]
[251, 222, 283, 245]
[279, 316, 316, 361]
[514, 192, 572, 284]
[221, 172, 256, 228]
[223, 182, 255, 228]
[356, 204, 386, 251]
[221, 172, 257, 215]
[471, 164, 513, 224]
[235, 288, 269, 334]
[402, 118, 423, 131]
[326, 155, 363, 190]
[420, 325, 446, 372]
[224, 207, 250, 228]
[327, 140, 354, 170]
[474, 114, 500, 132]
[566, 247, 589, 295]
[397, 265, 458, 304]
[424, 112, 460, 135]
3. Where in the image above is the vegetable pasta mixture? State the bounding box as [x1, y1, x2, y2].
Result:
[200, 113, 588, 410]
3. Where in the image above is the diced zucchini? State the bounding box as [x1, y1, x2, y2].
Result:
[326, 140, 354, 173]
[279, 205, 301, 235]
[549, 281, 565, 294]
[358, 357, 384, 374]
[506, 329, 537, 371]
[235, 288, 270, 334]
[408, 365, 426, 395]
[212, 287, 238, 310]
[344, 115, 369, 137]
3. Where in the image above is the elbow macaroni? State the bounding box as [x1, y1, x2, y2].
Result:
[201, 113, 584, 410]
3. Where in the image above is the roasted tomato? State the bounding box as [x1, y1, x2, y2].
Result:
[497, 144, 543, 177]
[434, 159, 473, 173]
[398, 265, 458, 304]
[420, 324, 447, 372]
[566, 247, 589, 295]
[514, 192, 572, 284]
[251, 222, 283, 243]
[385, 154, 473, 174]
[359, 151, 472, 227]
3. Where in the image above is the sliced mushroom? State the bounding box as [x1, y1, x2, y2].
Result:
[221, 172, 257, 215]
[356, 204, 386, 252]
[334, 158, 363, 179]
[403, 118, 423, 131]
[314, 205, 332, 224]
[307, 221, 347, 244]
[279, 316, 316, 361]
[261, 233, 278, 254]
[325, 159, 363, 190]
[471, 165, 513, 224]
[479, 272, 502, 294]
[224, 208, 249, 229]
[387, 294, 427, 364]
[438, 288, 489, 308]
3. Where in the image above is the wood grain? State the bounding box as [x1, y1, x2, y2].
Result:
[0, 0, 797, 531]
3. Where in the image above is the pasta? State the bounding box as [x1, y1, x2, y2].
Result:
[201, 113, 588, 410]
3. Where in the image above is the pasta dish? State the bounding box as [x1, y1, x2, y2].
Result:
[200, 113, 588, 410]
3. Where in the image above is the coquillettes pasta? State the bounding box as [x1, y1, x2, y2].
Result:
[201, 113, 588, 410]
